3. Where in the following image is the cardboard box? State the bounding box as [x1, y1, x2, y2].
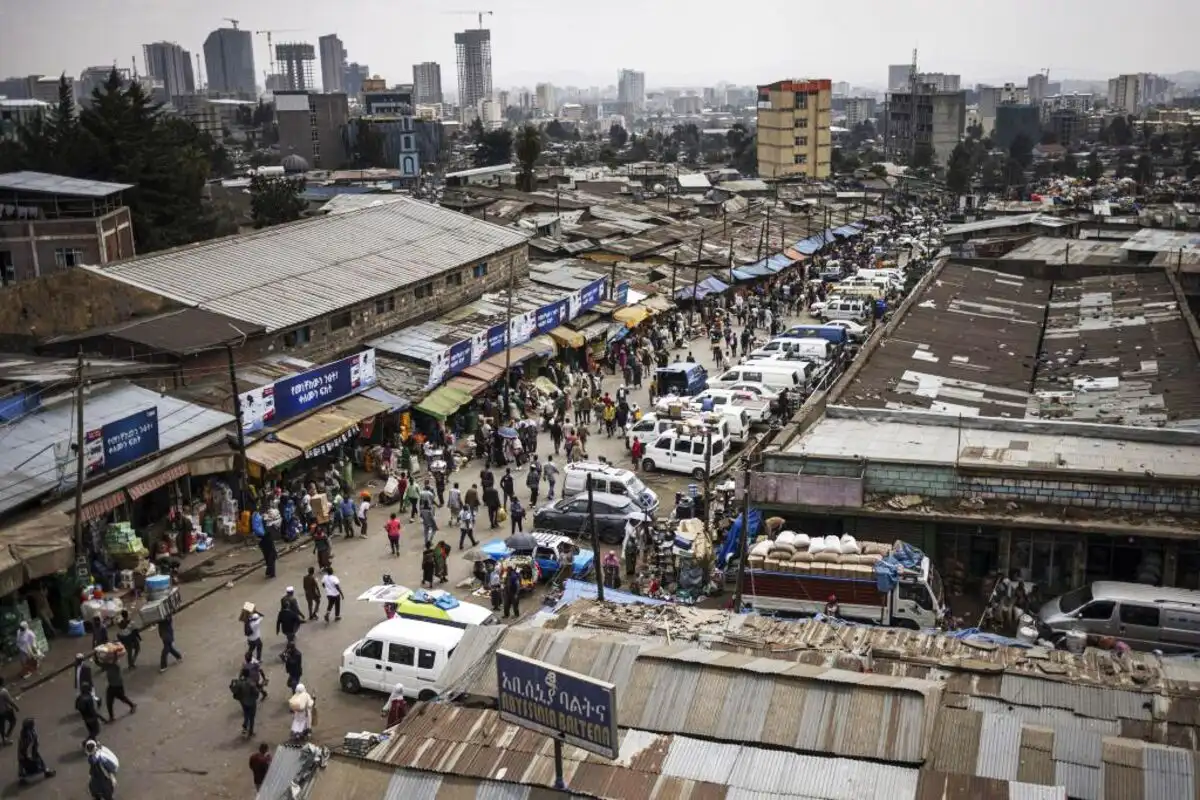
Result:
[239, 602, 256, 622]
[311, 495, 331, 522]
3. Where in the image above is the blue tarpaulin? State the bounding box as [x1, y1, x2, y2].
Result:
[766, 253, 794, 272]
[873, 541, 926, 592]
[717, 507, 764, 568]
[792, 235, 826, 255]
[675, 276, 730, 300]
[554, 579, 669, 611]
[832, 224, 863, 238]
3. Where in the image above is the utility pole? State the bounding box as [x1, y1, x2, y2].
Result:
[688, 230, 704, 329]
[226, 345, 251, 511]
[501, 257, 516, 421]
[587, 474, 604, 601]
[727, 242, 735, 285]
[670, 254, 679, 299]
[702, 427, 713, 544]
[732, 461, 752, 612]
[72, 350, 86, 555]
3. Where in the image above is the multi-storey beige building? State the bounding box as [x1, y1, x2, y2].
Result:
[756, 79, 832, 179]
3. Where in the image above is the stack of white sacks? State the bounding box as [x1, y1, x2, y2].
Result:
[748, 532, 892, 577]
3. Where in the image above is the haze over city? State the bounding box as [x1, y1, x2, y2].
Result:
[2, 0, 1199, 90]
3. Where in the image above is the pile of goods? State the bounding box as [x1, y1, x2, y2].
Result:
[105, 522, 148, 569]
[79, 586, 125, 625]
[749, 532, 892, 578]
[94, 641, 127, 664]
[138, 573, 181, 624]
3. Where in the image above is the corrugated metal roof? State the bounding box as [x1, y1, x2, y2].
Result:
[255, 745, 306, 800]
[0, 170, 132, 197]
[1054, 761, 1100, 799]
[384, 769, 442, 800]
[977, 711, 1023, 781]
[1143, 744, 1195, 800]
[0, 382, 234, 515]
[90, 198, 529, 332]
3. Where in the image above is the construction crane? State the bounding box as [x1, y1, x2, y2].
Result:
[255, 29, 305, 77]
[223, 17, 240, 30]
[445, 9, 493, 28]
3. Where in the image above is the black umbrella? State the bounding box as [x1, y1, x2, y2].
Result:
[505, 532, 537, 551]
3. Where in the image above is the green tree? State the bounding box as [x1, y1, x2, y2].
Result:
[1062, 152, 1078, 177]
[980, 156, 1003, 190]
[468, 117, 485, 143]
[1086, 151, 1104, 181]
[515, 124, 541, 191]
[1009, 133, 1034, 168]
[608, 123, 628, 149]
[628, 136, 652, 162]
[945, 142, 974, 195]
[250, 174, 306, 229]
[474, 128, 513, 168]
[869, 163, 887, 179]
[350, 122, 386, 169]
[966, 121, 984, 141]
[911, 142, 935, 168]
[1108, 115, 1133, 147]
[545, 119, 570, 140]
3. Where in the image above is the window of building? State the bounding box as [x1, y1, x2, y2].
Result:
[283, 325, 312, 348]
[793, 93, 808, 110]
[793, 154, 808, 165]
[310, 128, 321, 141]
[794, 117, 809, 129]
[54, 248, 84, 268]
[330, 311, 352, 331]
[374, 294, 396, 314]
[446, 271, 463, 287]
[473, 262, 488, 278]
[0, 250, 14, 286]
[414, 283, 434, 300]
[794, 136, 808, 147]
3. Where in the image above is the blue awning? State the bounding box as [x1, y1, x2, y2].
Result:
[731, 268, 755, 281]
[675, 276, 730, 300]
[792, 235, 826, 255]
[767, 253, 794, 272]
[361, 385, 411, 412]
[738, 259, 774, 278]
[832, 224, 863, 238]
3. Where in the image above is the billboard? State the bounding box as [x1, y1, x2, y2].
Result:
[239, 349, 377, 434]
[84, 407, 160, 476]
[495, 649, 618, 760]
[615, 281, 630, 305]
[535, 300, 567, 334]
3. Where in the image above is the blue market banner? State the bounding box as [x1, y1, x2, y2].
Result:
[581, 277, 605, 308]
[448, 340, 473, 374]
[244, 349, 378, 432]
[85, 407, 160, 476]
[496, 648, 618, 759]
[535, 300, 567, 334]
[615, 281, 630, 305]
[487, 323, 508, 356]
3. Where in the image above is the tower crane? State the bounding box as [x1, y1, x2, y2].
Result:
[255, 29, 305, 77]
[444, 10, 493, 28]
[223, 17, 240, 30]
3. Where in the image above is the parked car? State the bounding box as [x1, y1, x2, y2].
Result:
[822, 319, 868, 342]
[532, 491, 647, 544]
[478, 532, 595, 581]
[727, 381, 780, 401]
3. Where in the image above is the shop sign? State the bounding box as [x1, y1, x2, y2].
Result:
[486, 323, 508, 355]
[509, 310, 536, 347]
[580, 277, 605, 309]
[615, 281, 630, 305]
[447, 340, 473, 374]
[535, 300, 567, 334]
[84, 407, 160, 476]
[496, 649, 618, 760]
[240, 349, 377, 433]
[303, 427, 356, 460]
[470, 329, 490, 365]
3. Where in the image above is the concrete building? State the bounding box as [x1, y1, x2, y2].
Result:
[993, 104, 1041, 150]
[1041, 92, 1095, 116]
[618, 69, 645, 112]
[0, 171, 135, 286]
[276, 42, 317, 92]
[672, 94, 702, 115]
[886, 85, 966, 167]
[142, 41, 195, 98]
[888, 64, 911, 90]
[1046, 108, 1085, 147]
[0, 99, 49, 141]
[977, 83, 1029, 133]
[0, 76, 33, 100]
[343, 62, 369, 98]
[412, 62, 442, 105]
[843, 96, 877, 128]
[203, 26, 256, 97]
[916, 72, 961, 92]
[275, 91, 349, 170]
[318, 34, 346, 93]
[171, 94, 223, 139]
[536, 82, 556, 115]
[1108, 73, 1172, 113]
[30, 76, 65, 105]
[756, 78, 833, 179]
[454, 28, 492, 113]
[362, 88, 412, 115]
[1027, 72, 1049, 106]
[77, 66, 128, 105]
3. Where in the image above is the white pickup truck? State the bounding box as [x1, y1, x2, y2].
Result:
[690, 388, 773, 425]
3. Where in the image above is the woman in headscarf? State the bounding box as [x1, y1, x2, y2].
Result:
[288, 683, 315, 742]
[17, 719, 55, 786]
[381, 684, 408, 728]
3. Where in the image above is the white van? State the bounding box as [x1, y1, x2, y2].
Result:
[748, 337, 830, 363]
[641, 426, 728, 479]
[716, 364, 806, 392]
[339, 617, 464, 700]
[691, 388, 772, 425]
[818, 296, 871, 322]
[561, 461, 659, 514]
[631, 409, 734, 447]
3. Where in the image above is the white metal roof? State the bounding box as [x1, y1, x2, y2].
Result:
[0, 382, 234, 514]
[0, 170, 133, 197]
[86, 198, 529, 332]
[677, 173, 712, 189]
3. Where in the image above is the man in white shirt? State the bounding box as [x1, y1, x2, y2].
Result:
[16, 622, 39, 678]
[356, 497, 371, 539]
[322, 567, 344, 622]
[244, 610, 263, 660]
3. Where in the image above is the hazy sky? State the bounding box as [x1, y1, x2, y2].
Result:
[2, 0, 1197, 91]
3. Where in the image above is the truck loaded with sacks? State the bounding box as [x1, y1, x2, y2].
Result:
[744, 533, 945, 629]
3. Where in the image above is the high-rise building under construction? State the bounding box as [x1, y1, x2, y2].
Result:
[454, 28, 492, 113]
[276, 42, 317, 92]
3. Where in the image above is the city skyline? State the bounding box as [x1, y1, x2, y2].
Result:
[1, 0, 1197, 95]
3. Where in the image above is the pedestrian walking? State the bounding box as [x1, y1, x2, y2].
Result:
[549, 418, 563, 455]
[280, 642, 303, 692]
[543, 457, 559, 500]
[75, 684, 102, 744]
[487, 566, 502, 611]
[276, 596, 302, 645]
[419, 496, 438, 547]
[74, 653, 94, 691]
[242, 653, 268, 701]
[526, 456, 542, 504]
[311, 528, 332, 570]
[85, 740, 118, 800]
[500, 469, 515, 506]
[302, 567, 321, 620]
[464, 483, 480, 515]
[100, 660, 136, 721]
[233, 671, 260, 738]
[288, 684, 315, 743]
[356, 494, 371, 538]
[115, 619, 140, 669]
[420, 544, 436, 588]
[339, 495, 356, 537]
[403, 480, 420, 522]
[16, 718, 55, 786]
[157, 617, 182, 673]
[502, 566, 521, 619]
[631, 437, 644, 470]
[458, 506, 477, 549]
[483, 484, 501, 529]
[0, 677, 18, 745]
[447, 482, 463, 519]
[244, 609, 263, 661]
[385, 513, 402, 556]
[15, 622, 40, 679]
[249, 743, 272, 793]
[321, 567, 343, 622]
[509, 498, 525, 534]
